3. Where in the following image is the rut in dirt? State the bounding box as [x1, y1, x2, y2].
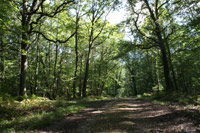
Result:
[41, 98, 200, 133]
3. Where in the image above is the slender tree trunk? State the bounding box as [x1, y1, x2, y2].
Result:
[72, 16, 79, 98]
[100, 82, 105, 96]
[94, 65, 98, 96]
[180, 68, 187, 92]
[48, 43, 51, 92]
[165, 41, 178, 90]
[133, 80, 137, 95]
[146, 51, 153, 89]
[97, 61, 102, 95]
[34, 39, 40, 95]
[127, 64, 137, 96]
[82, 22, 94, 97]
[78, 55, 83, 97]
[82, 46, 92, 97]
[40, 56, 49, 88]
[53, 43, 58, 98]
[57, 50, 64, 93]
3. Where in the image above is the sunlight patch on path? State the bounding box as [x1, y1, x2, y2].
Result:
[91, 110, 104, 114]
[91, 98, 199, 133]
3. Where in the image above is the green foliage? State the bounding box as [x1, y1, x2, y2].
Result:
[0, 0, 199, 120]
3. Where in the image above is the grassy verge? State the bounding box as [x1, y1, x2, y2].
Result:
[0, 96, 111, 132]
[139, 91, 200, 124]
[140, 91, 200, 106]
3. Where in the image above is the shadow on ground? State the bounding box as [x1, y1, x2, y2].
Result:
[41, 98, 200, 133]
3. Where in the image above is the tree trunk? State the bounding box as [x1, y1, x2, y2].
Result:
[143, 0, 172, 92]
[155, 55, 162, 91]
[159, 43, 172, 92]
[72, 16, 79, 98]
[19, 1, 28, 96]
[40, 56, 49, 89]
[131, 75, 137, 96]
[57, 50, 64, 94]
[97, 60, 102, 95]
[180, 68, 187, 92]
[82, 21, 94, 97]
[82, 45, 92, 97]
[78, 55, 83, 97]
[20, 39, 28, 96]
[53, 43, 58, 98]
[34, 40, 39, 95]
[127, 64, 137, 96]
[48, 43, 51, 91]
[155, 13, 172, 92]
[165, 40, 178, 90]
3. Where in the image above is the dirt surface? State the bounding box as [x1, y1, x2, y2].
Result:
[39, 98, 200, 133]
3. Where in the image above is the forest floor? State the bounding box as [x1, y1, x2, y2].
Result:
[39, 98, 200, 133]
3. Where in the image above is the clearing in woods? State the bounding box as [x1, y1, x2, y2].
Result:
[40, 98, 200, 133]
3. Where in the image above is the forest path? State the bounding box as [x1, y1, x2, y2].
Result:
[40, 98, 200, 133]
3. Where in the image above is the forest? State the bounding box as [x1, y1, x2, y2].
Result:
[0, 0, 200, 132]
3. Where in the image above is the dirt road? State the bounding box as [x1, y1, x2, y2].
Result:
[40, 98, 200, 133]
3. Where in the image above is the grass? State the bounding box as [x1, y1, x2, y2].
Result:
[0, 96, 111, 132]
[140, 91, 200, 106]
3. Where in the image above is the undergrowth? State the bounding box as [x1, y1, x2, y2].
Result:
[141, 91, 200, 105]
[0, 95, 111, 132]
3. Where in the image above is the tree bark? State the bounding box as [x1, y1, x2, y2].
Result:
[155, 54, 162, 91]
[53, 43, 58, 98]
[131, 76, 137, 96]
[78, 55, 83, 97]
[57, 49, 65, 94]
[165, 40, 178, 90]
[82, 18, 94, 97]
[72, 14, 79, 98]
[82, 45, 92, 97]
[34, 37, 40, 95]
[19, 0, 28, 96]
[159, 42, 172, 91]
[48, 43, 51, 90]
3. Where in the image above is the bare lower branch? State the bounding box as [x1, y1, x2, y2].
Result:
[32, 31, 76, 43]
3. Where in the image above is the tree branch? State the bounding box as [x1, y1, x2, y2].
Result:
[28, 0, 74, 34]
[32, 31, 76, 43]
[158, 0, 169, 10]
[133, 13, 158, 43]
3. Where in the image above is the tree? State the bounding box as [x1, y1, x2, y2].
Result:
[71, 0, 87, 98]
[14, 0, 74, 96]
[127, 0, 177, 91]
[82, 0, 116, 97]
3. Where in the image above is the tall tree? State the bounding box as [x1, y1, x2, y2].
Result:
[72, 0, 87, 98]
[82, 0, 115, 97]
[14, 0, 74, 96]
[127, 0, 176, 91]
